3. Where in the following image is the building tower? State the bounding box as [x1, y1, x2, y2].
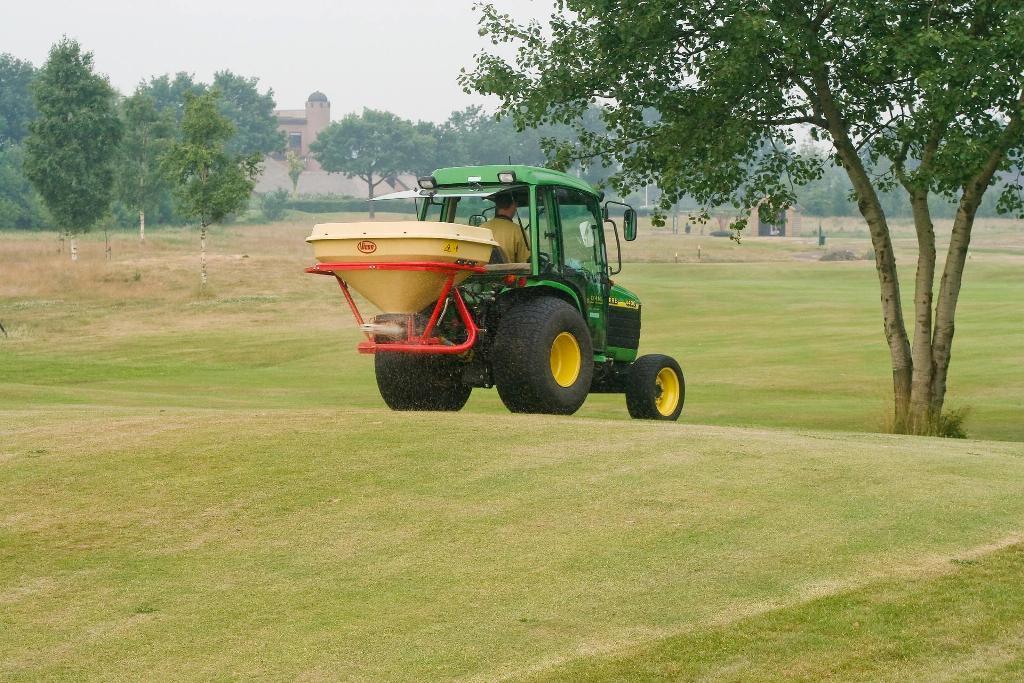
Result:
[304, 91, 330, 156]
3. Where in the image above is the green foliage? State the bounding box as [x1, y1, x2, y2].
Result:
[463, 2, 1024, 225]
[211, 70, 285, 157]
[117, 91, 176, 217]
[22, 38, 122, 235]
[0, 53, 37, 144]
[285, 149, 304, 195]
[935, 407, 971, 439]
[163, 91, 261, 228]
[259, 188, 289, 222]
[139, 72, 206, 124]
[311, 108, 433, 192]
[139, 71, 283, 158]
[0, 142, 48, 228]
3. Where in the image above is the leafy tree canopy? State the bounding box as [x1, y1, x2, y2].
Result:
[139, 70, 283, 157]
[23, 37, 122, 233]
[312, 108, 433, 186]
[0, 53, 37, 144]
[163, 91, 261, 229]
[211, 70, 285, 157]
[464, 1, 1024, 224]
[140, 72, 206, 123]
[0, 143, 47, 229]
[311, 108, 435, 216]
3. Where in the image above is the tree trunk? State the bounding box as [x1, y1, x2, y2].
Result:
[200, 226, 208, 289]
[810, 69, 913, 430]
[907, 191, 936, 433]
[367, 174, 376, 220]
[928, 109, 1018, 422]
[70, 235, 78, 262]
[929, 195, 979, 418]
[139, 209, 146, 243]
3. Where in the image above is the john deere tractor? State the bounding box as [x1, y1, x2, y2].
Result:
[306, 165, 684, 420]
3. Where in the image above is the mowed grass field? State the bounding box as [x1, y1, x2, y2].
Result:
[2, 217, 1023, 680]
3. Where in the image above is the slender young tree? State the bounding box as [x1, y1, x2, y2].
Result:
[23, 38, 122, 261]
[117, 91, 175, 243]
[311, 109, 431, 219]
[465, 1, 1024, 435]
[286, 149, 304, 197]
[163, 91, 261, 290]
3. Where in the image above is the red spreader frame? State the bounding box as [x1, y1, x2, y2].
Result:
[306, 261, 486, 355]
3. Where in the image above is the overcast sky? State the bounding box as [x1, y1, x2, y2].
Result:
[2, 0, 555, 122]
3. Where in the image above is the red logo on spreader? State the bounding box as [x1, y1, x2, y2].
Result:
[357, 240, 377, 254]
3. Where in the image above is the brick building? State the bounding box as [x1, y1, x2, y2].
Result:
[275, 91, 331, 163]
[257, 90, 414, 198]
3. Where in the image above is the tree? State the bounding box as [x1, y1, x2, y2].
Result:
[465, 1, 1024, 436]
[23, 38, 122, 261]
[117, 90, 175, 243]
[138, 72, 206, 124]
[163, 91, 261, 289]
[211, 70, 285, 157]
[0, 53, 37, 144]
[286, 149, 304, 197]
[0, 142, 47, 229]
[311, 108, 431, 219]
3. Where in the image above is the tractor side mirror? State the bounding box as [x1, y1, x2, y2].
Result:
[623, 209, 638, 241]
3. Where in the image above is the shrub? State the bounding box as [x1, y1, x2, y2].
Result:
[285, 195, 417, 214]
[820, 249, 858, 261]
[935, 407, 970, 439]
[260, 189, 290, 222]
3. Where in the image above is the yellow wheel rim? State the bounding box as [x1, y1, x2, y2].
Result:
[550, 332, 582, 387]
[655, 367, 680, 416]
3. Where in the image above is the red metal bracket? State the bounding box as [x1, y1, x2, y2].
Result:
[306, 261, 486, 355]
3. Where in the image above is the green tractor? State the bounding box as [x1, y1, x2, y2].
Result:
[306, 164, 684, 420]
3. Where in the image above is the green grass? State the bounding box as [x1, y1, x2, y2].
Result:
[2, 250, 1021, 440]
[3, 409, 1023, 680]
[1, 225, 1023, 679]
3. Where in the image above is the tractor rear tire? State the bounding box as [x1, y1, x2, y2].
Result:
[625, 354, 684, 420]
[374, 353, 471, 411]
[492, 297, 593, 415]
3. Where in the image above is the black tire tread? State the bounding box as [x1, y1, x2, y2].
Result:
[625, 354, 685, 420]
[492, 297, 593, 415]
[375, 353, 471, 411]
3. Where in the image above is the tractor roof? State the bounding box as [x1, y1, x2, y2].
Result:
[432, 165, 599, 197]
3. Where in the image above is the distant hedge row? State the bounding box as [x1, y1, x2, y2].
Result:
[285, 196, 416, 214]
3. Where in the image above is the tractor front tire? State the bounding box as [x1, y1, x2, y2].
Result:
[625, 354, 684, 420]
[374, 353, 471, 411]
[492, 297, 593, 415]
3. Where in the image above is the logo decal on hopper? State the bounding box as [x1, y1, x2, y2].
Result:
[357, 240, 377, 254]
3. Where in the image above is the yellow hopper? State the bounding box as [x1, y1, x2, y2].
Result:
[306, 222, 498, 314]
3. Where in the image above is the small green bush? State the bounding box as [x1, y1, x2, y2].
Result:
[935, 407, 970, 439]
[260, 189, 290, 222]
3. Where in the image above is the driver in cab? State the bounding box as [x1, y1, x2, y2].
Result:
[481, 193, 530, 263]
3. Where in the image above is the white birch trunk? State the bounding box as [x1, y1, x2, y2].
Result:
[139, 210, 146, 243]
[200, 226, 208, 288]
[70, 236, 78, 262]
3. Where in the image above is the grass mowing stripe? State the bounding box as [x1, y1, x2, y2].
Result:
[522, 543, 1024, 682]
